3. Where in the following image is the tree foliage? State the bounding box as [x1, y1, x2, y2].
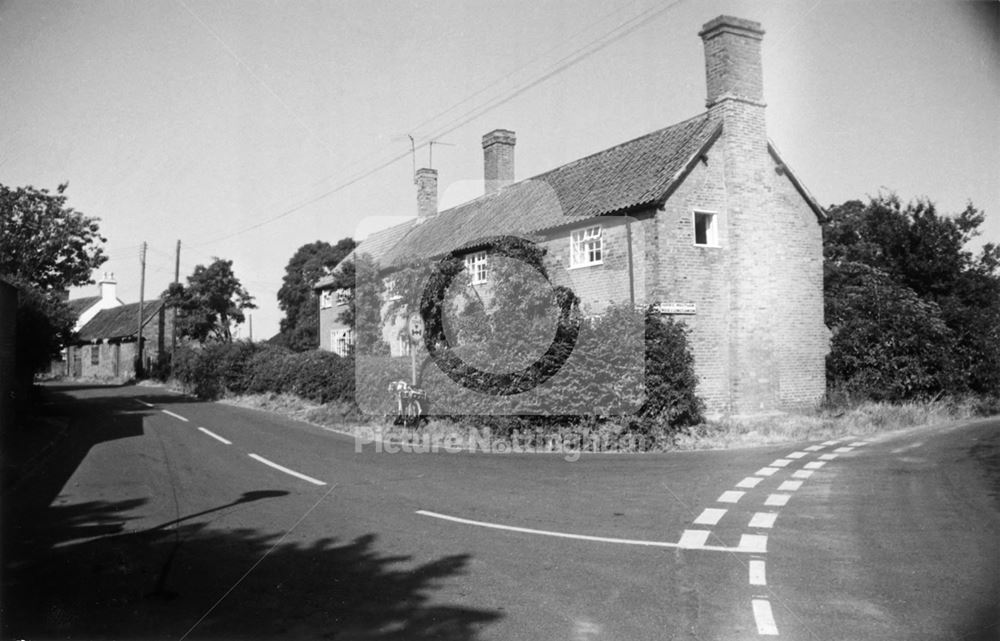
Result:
[164, 258, 256, 343]
[330, 253, 388, 356]
[824, 194, 1000, 400]
[277, 238, 355, 351]
[0, 182, 108, 291]
[0, 182, 108, 379]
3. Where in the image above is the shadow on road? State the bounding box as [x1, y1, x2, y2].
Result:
[3, 385, 502, 640]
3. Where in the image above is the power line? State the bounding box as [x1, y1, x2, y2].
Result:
[191, 0, 688, 250]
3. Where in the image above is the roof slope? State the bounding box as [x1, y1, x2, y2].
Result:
[379, 114, 719, 266]
[67, 296, 100, 316]
[77, 299, 163, 342]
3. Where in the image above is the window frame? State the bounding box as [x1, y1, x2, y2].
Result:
[465, 251, 489, 285]
[569, 225, 604, 268]
[693, 210, 719, 247]
[91, 344, 100, 366]
[319, 289, 334, 309]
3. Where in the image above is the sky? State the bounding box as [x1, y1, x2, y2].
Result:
[1, 0, 997, 340]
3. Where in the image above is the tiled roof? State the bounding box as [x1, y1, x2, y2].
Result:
[378, 113, 719, 266]
[314, 112, 720, 284]
[77, 299, 163, 342]
[314, 220, 417, 290]
[67, 296, 100, 316]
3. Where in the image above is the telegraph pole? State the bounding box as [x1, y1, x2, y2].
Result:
[137, 242, 147, 377]
[172, 240, 180, 357]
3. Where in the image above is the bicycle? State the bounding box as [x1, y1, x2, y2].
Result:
[388, 380, 426, 427]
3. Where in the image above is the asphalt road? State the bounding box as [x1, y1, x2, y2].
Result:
[2, 383, 997, 640]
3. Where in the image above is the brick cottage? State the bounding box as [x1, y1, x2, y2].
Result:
[316, 16, 829, 415]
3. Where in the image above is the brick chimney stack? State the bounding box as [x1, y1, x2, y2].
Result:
[482, 129, 516, 195]
[699, 16, 765, 110]
[415, 168, 438, 220]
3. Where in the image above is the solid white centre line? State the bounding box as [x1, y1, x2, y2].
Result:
[819, 453, 839, 461]
[248, 454, 326, 486]
[161, 409, 189, 422]
[718, 490, 745, 503]
[749, 512, 778, 529]
[765, 493, 790, 507]
[804, 461, 827, 470]
[804, 445, 824, 451]
[736, 476, 763, 489]
[771, 459, 792, 467]
[756, 467, 779, 476]
[198, 427, 232, 445]
[787, 451, 807, 459]
[778, 480, 803, 491]
[752, 598, 779, 635]
[792, 469, 815, 479]
[749, 559, 767, 586]
[693, 508, 727, 526]
[416, 511, 757, 552]
[135, 399, 155, 408]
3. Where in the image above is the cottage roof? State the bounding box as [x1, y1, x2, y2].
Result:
[67, 296, 101, 317]
[77, 299, 163, 343]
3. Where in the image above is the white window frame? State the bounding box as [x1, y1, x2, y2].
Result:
[319, 289, 334, 309]
[335, 289, 349, 306]
[331, 328, 353, 357]
[386, 278, 402, 301]
[570, 225, 603, 268]
[693, 210, 719, 247]
[465, 251, 489, 284]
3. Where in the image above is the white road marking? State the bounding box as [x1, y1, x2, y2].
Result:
[198, 427, 232, 445]
[771, 459, 792, 467]
[248, 454, 326, 486]
[749, 559, 767, 586]
[693, 508, 727, 526]
[739, 534, 768, 553]
[792, 469, 815, 479]
[736, 476, 763, 489]
[161, 409, 189, 422]
[804, 445, 824, 451]
[787, 451, 807, 459]
[849, 441, 868, 447]
[756, 467, 779, 476]
[135, 399, 155, 408]
[821, 439, 841, 445]
[778, 480, 803, 491]
[819, 453, 839, 461]
[678, 530, 711, 548]
[804, 461, 826, 470]
[752, 598, 779, 635]
[416, 511, 759, 552]
[718, 490, 745, 503]
[765, 494, 790, 506]
[749, 512, 778, 529]
[834, 446, 854, 453]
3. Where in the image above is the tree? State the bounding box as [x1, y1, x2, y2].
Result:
[0, 182, 108, 381]
[276, 238, 355, 351]
[824, 194, 1000, 399]
[0, 182, 108, 291]
[165, 258, 256, 343]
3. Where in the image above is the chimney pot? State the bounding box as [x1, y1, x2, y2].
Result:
[415, 168, 438, 220]
[482, 129, 516, 194]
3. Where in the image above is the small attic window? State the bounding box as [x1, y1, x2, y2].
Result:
[694, 211, 718, 247]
